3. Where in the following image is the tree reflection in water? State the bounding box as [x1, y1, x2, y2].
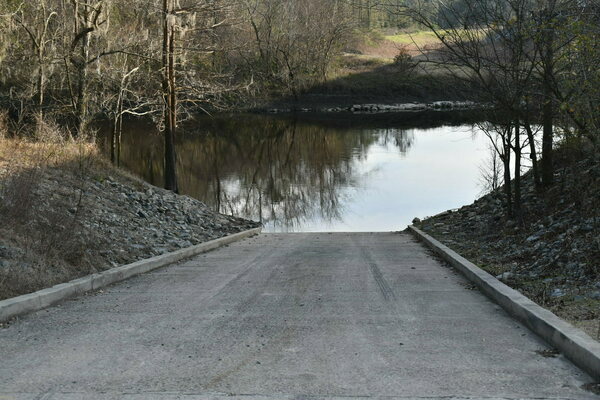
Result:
[98, 112, 480, 231]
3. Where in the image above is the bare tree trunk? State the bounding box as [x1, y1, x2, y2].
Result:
[212, 139, 221, 212]
[117, 116, 122, 167]
[163, 0, 178, 193]
[524, 122, 541, 190]
[37, 47, 45, 117]
[34, 28, 46, 138]
[110, 122, 116, 164]
[70, 0, 92, 135]
[111, 98, 123, 166]
[502, 140, 513, 218]
[76, 16, 90, 134]
[76, 50, 89, 134]
[541, 1, 556, 187]
[513, 121, 522, 221]
[15, 0, 53, 119]
[38, 1, 48, 116]
[542, 83, 554, 187]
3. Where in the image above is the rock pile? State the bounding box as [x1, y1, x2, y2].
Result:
[82, 176, 260, 266]
[0, 157, 260, 300]
[265, 101, 481, 114]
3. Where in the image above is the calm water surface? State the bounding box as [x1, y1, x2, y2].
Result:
[102, 112, 490, 232]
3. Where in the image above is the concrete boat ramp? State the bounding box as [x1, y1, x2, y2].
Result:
[1, 233, 598, 399]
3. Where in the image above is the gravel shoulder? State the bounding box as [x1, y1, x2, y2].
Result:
[0, 138, 260, 300]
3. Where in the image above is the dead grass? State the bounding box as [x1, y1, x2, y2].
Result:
[0, 118, 104, 299]
[353, 39, 401, 60]
[313, 30, 472, 100]
[354, 29, 446, 60]
[386, 30, 445, 48]
[303, 53, 468, 104]
[385, 29, 483, 50]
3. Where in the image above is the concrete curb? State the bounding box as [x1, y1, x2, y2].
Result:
[408, 225, 600, 381]
[0, 227, 262, 323]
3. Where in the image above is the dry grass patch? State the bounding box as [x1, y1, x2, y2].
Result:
[0, 121, 105, 299]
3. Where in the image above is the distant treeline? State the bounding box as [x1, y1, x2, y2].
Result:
[0, 0, 369, 133]
[0, 0, 526, 134]
[1, 0, 598, 200]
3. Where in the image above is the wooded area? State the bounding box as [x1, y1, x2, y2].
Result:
[407, 0, 600, 219]
[0, 0, 599, 214]
[0, 0, 359, 189]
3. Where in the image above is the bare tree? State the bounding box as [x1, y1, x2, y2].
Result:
[404, 0, 541, 216]
[13, 1, 57, 118]
[162, 0, 178, 192]
[479, 143, 504, 195]
[69, 0, 107, 134]
[241, 0, 353, 98]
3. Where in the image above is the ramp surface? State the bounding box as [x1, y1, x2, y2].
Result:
[0, 233, 597, 399]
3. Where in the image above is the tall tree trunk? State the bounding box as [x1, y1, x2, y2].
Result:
[524, 122, 541, 191]
[71, 0, 91, 135]
[111, 99, 123, 166]
[76, 28, 90, 134]
[541, 2, 556, 187]
[117, 123, 122, 167]
[212, 140, 221, 212]
[37, 50, 45, 117]
[513, 121, 522, 221]
[37, 0, 49, 118]
[541, 84, 554, 187]
[76, 55, 89, 134]
[36, 49, 46, 138]
[502, 140, 513, 218]
[110, 121, 116, 164]
[163, 0, 178, 193]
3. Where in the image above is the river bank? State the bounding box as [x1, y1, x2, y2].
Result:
[253, 44, 476, 113]
[0, 131, 259, 301]
[413, 146, 600, 340]
[259, 100, 480, 114]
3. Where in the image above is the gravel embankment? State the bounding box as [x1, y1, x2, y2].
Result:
[414, 151, 600, 340]
[0, 140, 260, 300]
[77, 175, 259, 265]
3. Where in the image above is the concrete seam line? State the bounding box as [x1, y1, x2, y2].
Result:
[408, 225, 600, 381]
[0, 227, 262, 323]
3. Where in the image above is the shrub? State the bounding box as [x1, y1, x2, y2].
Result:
[392, 46, 417, 74]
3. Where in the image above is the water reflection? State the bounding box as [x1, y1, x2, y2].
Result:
[99, 113, 487, 232]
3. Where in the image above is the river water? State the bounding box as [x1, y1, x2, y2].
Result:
[100, 112, 491, 232]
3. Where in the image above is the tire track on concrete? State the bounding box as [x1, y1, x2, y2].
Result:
[352, 236, 397, 301]
[368, 261, 397, 301]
